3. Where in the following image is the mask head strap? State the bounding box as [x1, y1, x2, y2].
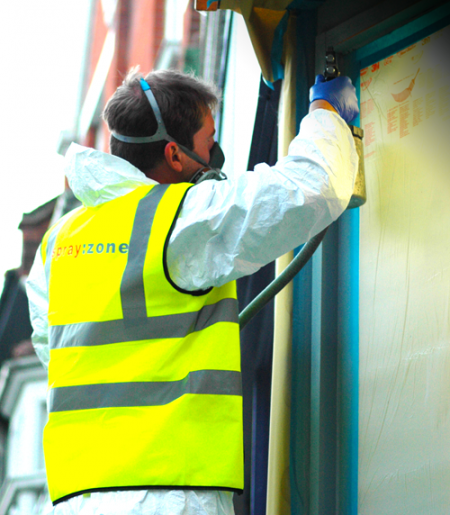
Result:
[111, 78, 209, 168]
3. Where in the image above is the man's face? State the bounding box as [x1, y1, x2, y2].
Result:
[181, 109, 216, 181]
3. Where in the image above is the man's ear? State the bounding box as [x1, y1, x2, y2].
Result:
[164, 142, 183, 173]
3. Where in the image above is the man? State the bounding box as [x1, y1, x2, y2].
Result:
[27, 68, 359, 515]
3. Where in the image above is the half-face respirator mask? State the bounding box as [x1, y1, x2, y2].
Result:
[111, 78, 227, 185]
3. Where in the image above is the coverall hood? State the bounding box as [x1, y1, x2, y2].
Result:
[64, 143, 156, 208]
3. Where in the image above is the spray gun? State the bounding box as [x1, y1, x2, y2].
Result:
[239, 48, 366, 328]
[324, 47, 366, 209]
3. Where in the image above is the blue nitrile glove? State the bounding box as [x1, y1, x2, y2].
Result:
[309, 74, 359, 123]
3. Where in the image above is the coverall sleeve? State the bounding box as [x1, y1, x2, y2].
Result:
[167, 109, 359, 291]
[26, 247, 50, 369]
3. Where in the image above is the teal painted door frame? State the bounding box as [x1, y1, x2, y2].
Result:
[290, 2, 450, 515]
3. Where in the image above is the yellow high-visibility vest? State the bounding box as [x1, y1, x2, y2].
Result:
[41, 183, 243, 504]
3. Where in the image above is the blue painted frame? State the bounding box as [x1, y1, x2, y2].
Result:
[336, 194, 360, 515]
[353, 3, 450, 70]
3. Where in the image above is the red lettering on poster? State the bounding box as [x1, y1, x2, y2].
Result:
[364, 122, 375, 146]
[413, 98, 423, 127]
[387, 107, 398, 134]
[361, 101, 367, 119]
[361, 78, 372, 91]
[361, 99, 375, 119]
[399, 103, 410, 138]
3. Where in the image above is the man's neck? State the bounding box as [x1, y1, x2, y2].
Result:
[142, 163, 180, 184]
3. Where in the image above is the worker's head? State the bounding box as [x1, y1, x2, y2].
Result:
[102, 68, 219, 182]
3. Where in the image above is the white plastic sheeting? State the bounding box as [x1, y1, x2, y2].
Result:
[359, 24, 450, 514]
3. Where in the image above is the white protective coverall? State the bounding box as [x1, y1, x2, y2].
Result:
[27, 109, 358, 515]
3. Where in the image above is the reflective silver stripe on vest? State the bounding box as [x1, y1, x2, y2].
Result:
[120, 184, 169, 320]
[48, 369, 242, 412]
[49, 297, 238, 349]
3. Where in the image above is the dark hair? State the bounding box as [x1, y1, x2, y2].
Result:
[102, 68, 219, 172]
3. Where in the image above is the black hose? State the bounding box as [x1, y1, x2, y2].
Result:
[238, 226, 329, 329]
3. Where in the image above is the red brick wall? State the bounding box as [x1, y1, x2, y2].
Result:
[87, 0, 109, 87]
[128, 0, 165, 72]
[183, 0, 200, 49]
[81, 0, 202, 152]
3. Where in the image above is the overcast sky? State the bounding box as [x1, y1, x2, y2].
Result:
[0, 0, 90, 292]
